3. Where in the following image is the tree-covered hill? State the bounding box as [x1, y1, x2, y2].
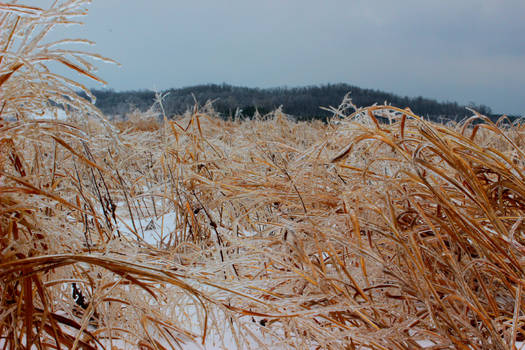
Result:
[87, 83, 496, 122]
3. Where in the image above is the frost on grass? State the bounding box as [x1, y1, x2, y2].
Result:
[2, 1, 525, 349]
[5, 102, 525, 349]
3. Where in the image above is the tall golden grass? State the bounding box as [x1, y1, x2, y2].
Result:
[1, 1, 525, 349]
[0, 2, 221, 349]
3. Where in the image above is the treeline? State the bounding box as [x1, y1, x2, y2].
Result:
[86, 83, 495, 122]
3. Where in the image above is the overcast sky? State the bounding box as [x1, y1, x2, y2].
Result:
[52, 0, 524, 115]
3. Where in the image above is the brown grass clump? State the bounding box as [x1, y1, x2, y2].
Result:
[0, 2, 219, 349]
[0, 1, 116, 121]
[103, 104, 525, 349]
[2, 1, 525, 349]
[114, 109, 161, 133]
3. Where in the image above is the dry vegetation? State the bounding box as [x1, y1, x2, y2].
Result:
[1, 1, 525, 349]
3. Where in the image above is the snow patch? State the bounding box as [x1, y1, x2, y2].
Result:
[30, 108, 69, 120]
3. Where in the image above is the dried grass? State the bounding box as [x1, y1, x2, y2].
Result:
[2, 1, 525, 349]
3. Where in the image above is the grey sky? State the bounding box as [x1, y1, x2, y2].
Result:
[54, 0, 524, 115]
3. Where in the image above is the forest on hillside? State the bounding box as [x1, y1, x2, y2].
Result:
[86, 83, 496, 122]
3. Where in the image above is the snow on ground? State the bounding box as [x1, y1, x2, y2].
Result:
[116, 211, 181, 246]
[30, 108, 69, 120]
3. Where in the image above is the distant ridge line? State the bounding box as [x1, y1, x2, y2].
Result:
[84, 83, 503, 122]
